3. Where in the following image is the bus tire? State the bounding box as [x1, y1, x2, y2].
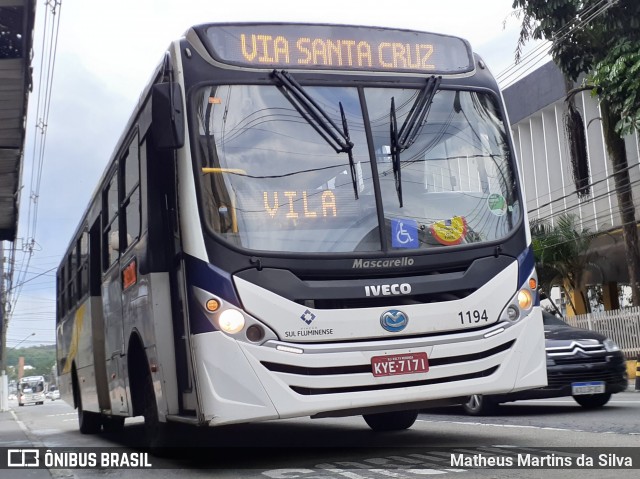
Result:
[573, 393, 611, 408]
[142, 366, 170, 450]
[102, 416, 125, 434]
[78, 401, 102, 434]
[363, 410, 418, 431]
[75, 372, 101, 434]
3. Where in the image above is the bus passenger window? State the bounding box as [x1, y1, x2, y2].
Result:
[103, 175, 119, 268]
[122, 138, 141, 249]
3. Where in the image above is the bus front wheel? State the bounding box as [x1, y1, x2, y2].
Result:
[363, 410, 418, 431]
[78, 398, 102, 434]
[142, 366, 171, 450]
[74, 370, 101, 434]
[102, 416, 125, 434]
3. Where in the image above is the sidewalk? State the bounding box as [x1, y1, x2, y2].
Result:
[0, 408, 52, 478]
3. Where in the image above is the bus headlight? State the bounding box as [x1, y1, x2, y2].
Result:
[219, 309, 245, 334]
[499, 273, 537, 323]
[506, 305, 519, 321]
[192, 285, 278, 344]
[517, 289, 533, 310]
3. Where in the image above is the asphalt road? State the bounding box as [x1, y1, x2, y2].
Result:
[6, 392, 640, 479]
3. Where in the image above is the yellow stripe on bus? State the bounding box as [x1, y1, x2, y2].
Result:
[62, 304, 86, 375]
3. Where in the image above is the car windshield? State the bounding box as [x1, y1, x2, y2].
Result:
[193, 84, 520, 253]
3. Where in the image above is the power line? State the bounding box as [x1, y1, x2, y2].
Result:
[497, 0, 618, 88]
[6, 1, 63, 329]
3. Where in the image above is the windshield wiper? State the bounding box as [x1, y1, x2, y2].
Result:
[390, 75, 442, 207]
[272, 70, 358, 199]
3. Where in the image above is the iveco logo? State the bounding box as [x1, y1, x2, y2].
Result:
[365, 283, 412, 297]
[380, 310, 409, 332]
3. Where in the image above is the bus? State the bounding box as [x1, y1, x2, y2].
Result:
[56, 22, 546, 447]
[18, 375, 46, 406]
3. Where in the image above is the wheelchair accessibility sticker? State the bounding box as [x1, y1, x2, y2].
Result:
[391, 219, 419, 248]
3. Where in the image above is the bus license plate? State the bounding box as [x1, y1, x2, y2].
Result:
[571, 381, 606, 395]
[371, 353, 429, 377]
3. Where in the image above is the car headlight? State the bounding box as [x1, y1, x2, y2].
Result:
[603, 338, 620, 352]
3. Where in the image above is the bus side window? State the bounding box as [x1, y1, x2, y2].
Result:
[78, 231, 89, 298]
[103, 172, 120, 270]
[122, 135, 141, 250]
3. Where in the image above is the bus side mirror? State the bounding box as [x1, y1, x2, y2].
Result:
[151, 82, 185, 149]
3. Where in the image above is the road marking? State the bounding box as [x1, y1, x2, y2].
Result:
[417, 419, 586, 432]
[418, 418, 640, 436]
[418, 418, 587, 433]
[512, 399, 640, 404]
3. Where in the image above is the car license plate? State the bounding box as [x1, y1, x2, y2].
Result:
[571, 381, 606, 395]
[371, 353, 429, 377]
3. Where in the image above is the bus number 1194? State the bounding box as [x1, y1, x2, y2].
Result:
[458, 309, 488, 325]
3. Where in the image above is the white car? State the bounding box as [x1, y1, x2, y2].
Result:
[51, 390, 60, 400]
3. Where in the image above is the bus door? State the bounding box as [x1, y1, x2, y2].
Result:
[102, 167, 130, 415]
[88, 220, 111, 414]
[116, 136, 141, 413]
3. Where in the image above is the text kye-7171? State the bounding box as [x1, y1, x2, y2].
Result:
[55, 22, 546, 448]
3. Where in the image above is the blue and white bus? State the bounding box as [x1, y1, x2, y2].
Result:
[56, 22, 546, 447]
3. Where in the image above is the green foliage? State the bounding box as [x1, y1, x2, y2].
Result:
[5, 345, 56, 379]
[592, 40, 640, 135]
[530, 214, 595, 313]
[512, 0, 640, 136]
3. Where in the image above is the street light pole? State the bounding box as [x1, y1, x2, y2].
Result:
[1, 243, 7, 377]
[0, 245, 7, 412]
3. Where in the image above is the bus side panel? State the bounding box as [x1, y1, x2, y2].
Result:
[512, 308, 548, 391]
[103, 265, 129, 415]
[57, 314, 73, 405]
[121, 268, 180, 419]
[147, 272, 180, 417]
[59, 299, 100, 413]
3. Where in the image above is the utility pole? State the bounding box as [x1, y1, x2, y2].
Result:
[1, 243, 8, 411]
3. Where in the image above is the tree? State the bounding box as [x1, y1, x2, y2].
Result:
[531, 214, 595, 315]
[512, 0, 640, 306]
[5, 345, 56, 380]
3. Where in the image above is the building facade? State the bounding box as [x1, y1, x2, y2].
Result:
[503, 61, 640, 312]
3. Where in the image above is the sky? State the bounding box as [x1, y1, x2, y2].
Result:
[5, 0, 543, 350]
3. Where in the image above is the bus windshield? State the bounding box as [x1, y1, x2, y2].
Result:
[20, 378, 44, 393]
[193, 83, 520, 253]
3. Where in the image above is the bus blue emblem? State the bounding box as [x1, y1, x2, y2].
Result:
[380, 310, 408, 332]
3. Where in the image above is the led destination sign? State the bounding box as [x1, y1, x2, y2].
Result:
[199, 24, 474, 74]
[236, 188, 370, 230]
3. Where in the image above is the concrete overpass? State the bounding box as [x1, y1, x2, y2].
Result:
[0, 0, 36, 411]
[0, 0, 36, 241]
